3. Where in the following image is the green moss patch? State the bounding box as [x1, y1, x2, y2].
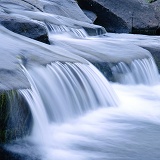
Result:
[0, 90, 32, 143]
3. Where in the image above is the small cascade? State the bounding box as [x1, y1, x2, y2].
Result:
[46, 23, 88, 38]
[111, 57, 159, 85]
[20, 62, 118, 140]
[70, 28, 88, 38]
[47, 23, 70, 33]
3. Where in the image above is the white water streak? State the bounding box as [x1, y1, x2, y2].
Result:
[112, 58, 159, 85]
[20, 62, 118, 144]
[19, 65, 50, 144]
[47, 23, 88, 38]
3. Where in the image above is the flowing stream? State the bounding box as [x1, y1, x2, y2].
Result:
[5, 55, 160, 160]
[5, 69, 160, 160]
[1, 7, 160, 160]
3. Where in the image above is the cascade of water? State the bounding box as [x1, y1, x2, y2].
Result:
[19, 66, 50, 143]
[46, 23, 88, 38]
[47, 23, 70, 33]
[22, 62, 118, 122]
[111, 57, 159, 85]
[19, 62, 118, 142]
[70, 28, 88, 38]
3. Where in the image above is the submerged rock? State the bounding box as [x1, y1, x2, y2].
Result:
[92, 62, 114, 81]
[0, 14, 50, 44]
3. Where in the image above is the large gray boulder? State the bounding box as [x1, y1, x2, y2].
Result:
[0, 2, 49, 43]
[77, 0, 159, 34]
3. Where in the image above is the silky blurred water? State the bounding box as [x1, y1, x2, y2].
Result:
[5, 82, 160, 160]
[1, 2, 160, 160]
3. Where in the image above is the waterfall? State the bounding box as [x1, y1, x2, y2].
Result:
[20, 62, 118, 142]
[111, 57, 159, 85]
[2, 1, 160, 160]
[46, 23, 88, 38]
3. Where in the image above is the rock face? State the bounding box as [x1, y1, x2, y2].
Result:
[77, 0, 129, 33]
[77, 0, 160, 34]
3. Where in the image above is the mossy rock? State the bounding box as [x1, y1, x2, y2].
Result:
[0, 90, 32, 143]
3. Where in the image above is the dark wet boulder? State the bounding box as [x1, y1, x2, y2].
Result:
[0, 14, 50, 44]
[77, 0, 159, 34]
[0, 91, 32, 143]
[77, 0, 129, 33]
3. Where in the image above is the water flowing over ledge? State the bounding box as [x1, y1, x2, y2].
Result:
[17, 52, 160, 144]
[111, 57, 159, 85]
[19, 62, 118, 142]
[0, 22, 155, 90]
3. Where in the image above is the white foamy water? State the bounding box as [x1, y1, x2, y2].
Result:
[6, 58, 160, 160]
[46, 23, 88, 38]
[111, 57, 159, 85]
[20, 62, 118, 133]
[6, 83, 160, 160]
